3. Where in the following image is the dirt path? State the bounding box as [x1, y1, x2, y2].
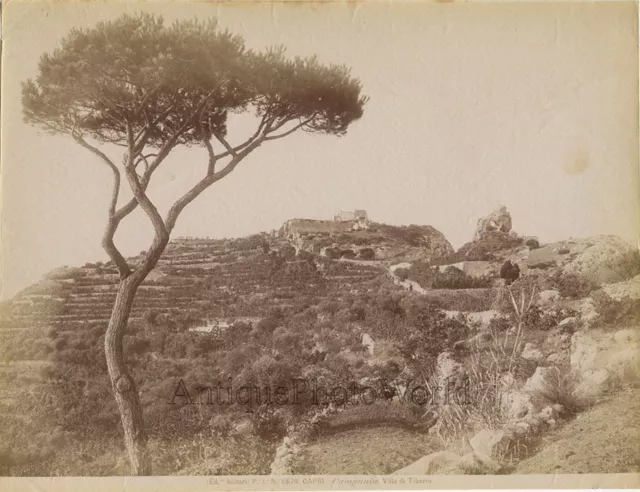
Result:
[292, 425, 438, 475]
[388, 262, 428, 294]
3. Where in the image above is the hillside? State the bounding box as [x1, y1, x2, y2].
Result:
[1, 208, 639, 477]
[0, 219, 457, 333]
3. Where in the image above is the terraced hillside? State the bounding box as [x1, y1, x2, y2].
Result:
[0, 221, 453, 333]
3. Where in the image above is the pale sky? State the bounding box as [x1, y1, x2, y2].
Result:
[1, 1, 638, 299]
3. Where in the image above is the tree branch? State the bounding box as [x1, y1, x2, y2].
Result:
[264, 117, 314, 141]
[164, 135, 265, 233]
[72, 133, 131, 277]
[124, 122, 168, 242]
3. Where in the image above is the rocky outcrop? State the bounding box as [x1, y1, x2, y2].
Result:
[562, 235, 636, 284]
[603, 274, 640, 300]
[473, 206, 513, 241]
[570, 329, 640, 400]
[457, 206, 524, 261]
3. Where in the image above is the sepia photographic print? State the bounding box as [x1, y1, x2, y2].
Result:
[0, 0, 639, 489]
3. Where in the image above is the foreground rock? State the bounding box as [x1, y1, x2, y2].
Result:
[570, 329, 640, 400]
[393, 450, 501, 475]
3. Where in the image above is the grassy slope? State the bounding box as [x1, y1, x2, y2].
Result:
[515, 389, 640, 474]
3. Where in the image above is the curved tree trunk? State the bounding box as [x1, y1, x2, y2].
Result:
[104, 275, 151, 475]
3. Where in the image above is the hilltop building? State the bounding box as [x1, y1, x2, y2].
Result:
[334, 209, 370, 230]
[280, 210, 371, 238]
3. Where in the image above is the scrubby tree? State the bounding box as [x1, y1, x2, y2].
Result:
[22, 13, 367, 474]
[500, 260, 520, 285]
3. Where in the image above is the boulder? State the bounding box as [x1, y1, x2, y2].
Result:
[603, 274, 640, 300]
[570, 332, 599, 373]
[571, 329, 640, 400]
[537, 289, 560, 307]
[473, 206, 513, 241]
[557, 316, 578, 331]
[523, 366, 557, 394]
[469, 428, 512, 458]
[562, 235, 635, 284]
[501, 390, 534, 421]
[459, 451, 502, 474]
[526, 247, 557, 269]
[521, 342, 544, 362]
[393, 451, 462, 475]
[546, 352, 564, 365]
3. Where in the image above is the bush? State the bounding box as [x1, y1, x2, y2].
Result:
[522, 305, 575, 332]
[550, 272, 599, 299]
[340, 249, 356, 259]
[591, 291, 640, 327]
[358, 248, 375, 260]
[530, 366, 584, 416]
[324, 247, 341, 260]
[499, 261, 520, 285]
[525, 238, 540, 250]
[407, 262, 492, 289]
[615, 249, 640, 281]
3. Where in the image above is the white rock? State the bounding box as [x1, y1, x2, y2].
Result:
[501, 390, 534, 421]
[459, 451, 501, 474]
[570, 332, 599, 373]
[603, 274, 640, 300]
[470, 429, 509, 457]
[558, 316, 578, 328]
[537, 290, 560, 307]
[393, 451, 462, 475]
[562, 235, 635, 284]
[523, 366, 557, 394]
[521, 342, 544, 362]
[613, 328, 640, 345]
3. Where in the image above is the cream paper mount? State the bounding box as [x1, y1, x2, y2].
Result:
[0, 0, 639, 490]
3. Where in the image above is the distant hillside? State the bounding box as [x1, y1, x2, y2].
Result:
[0, 218, 455, 332]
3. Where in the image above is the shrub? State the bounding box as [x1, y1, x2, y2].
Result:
[529, 366, 584, 416]
[591, 291, 640, 327]
[549, 272, 599, 299]
[522, 305, 572, 331]
[487, 314, 511, 333]
[525, 238, 540, 250]
[358, 248, 375, 260]
[614, 249, 640, 281]
[407, 261, 492, 289]
[324, 247, 341, 260]
[499, 261, 520, 285]
[340, 249, 356, 259]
